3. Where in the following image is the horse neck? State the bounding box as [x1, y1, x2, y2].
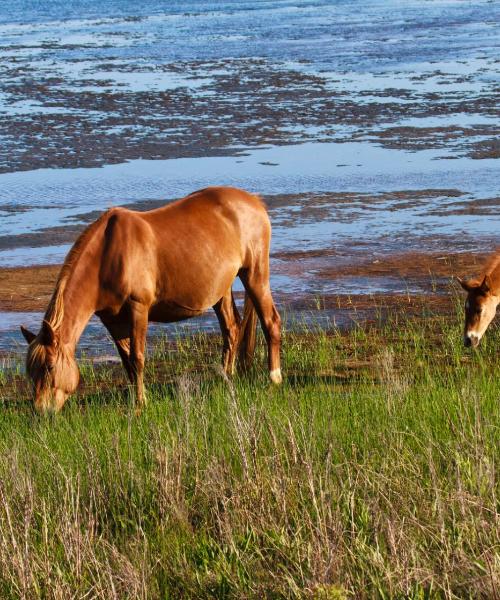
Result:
[485, 256, 500, 297]
[45, 251, 100, 351]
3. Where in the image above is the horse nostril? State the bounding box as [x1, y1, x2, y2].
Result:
[465, 333, 480, 348]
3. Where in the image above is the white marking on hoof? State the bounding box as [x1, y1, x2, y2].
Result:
[270, 368, 282, 384]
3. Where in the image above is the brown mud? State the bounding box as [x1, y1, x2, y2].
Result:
[0, 248, 484, 313]
[0, 265, 59, 312]
[274, 248, 486, 284]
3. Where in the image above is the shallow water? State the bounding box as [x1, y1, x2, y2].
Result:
[0, 141, 497, 262]
[0, 312, 219, 355]
[0, 304, 368, 356]
[1, 0, 498, 173]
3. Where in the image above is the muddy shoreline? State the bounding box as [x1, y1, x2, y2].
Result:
[2, 62, 498, 174]
[0, 247, 483, 313]
[1, 3, 498, 174]
[2, 189, 499, 258]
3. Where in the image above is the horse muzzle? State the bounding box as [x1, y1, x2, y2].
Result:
[464, 333, 480, 348]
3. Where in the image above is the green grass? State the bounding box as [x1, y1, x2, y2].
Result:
[0, 305, 498, 599]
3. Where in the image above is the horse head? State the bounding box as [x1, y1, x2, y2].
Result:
[20, 320, 80, 414]
[458, 275, 499, 348]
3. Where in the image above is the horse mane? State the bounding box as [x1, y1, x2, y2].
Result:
[27, 212, 110, 377]
[44, 212, 109, 331]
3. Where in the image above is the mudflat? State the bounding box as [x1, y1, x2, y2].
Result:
[0, 247, 483, 313]
[0, 0, 497, 354]
[0, 265, 59, 312]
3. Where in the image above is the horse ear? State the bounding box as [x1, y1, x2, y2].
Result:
[40, 320, 57, 346]
[20, 325, 36, 344]
[456, 277, 473, 292]
[480, 275, 492, 294]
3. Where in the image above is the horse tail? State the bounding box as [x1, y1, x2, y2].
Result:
[238, 292, 258, 370]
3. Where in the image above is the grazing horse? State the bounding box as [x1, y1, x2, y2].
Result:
[458, 252, 500, 347]
[20, 186, 282, 414]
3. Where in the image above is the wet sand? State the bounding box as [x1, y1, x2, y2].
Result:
[0, 265, 59, 312]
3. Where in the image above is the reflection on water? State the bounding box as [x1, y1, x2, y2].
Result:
[0, 244, 72, 268]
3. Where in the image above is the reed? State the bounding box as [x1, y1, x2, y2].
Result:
[0, 304, 498, 599]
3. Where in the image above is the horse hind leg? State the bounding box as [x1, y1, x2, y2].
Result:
[129, 300, 149, 414]
[213, 289, 241, 376]
[239, 268, 282, 384]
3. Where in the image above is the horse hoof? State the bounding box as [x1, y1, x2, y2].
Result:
[270, 369, 282, 384]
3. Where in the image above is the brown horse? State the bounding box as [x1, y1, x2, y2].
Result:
[20, 186, 282, 414]
[458, 252, 500, 347]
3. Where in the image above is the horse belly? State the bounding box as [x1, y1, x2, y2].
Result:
[148, 301, 205, 324]
[156, 255, 240, 312]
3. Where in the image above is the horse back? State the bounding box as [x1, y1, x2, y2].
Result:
[96, 187, 270, 313]
[146, 186, 270, 265]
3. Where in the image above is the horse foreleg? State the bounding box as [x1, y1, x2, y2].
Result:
[240, 269, 282, 384]
[213, 290, 241, 376]
[129, 300, 149, 414]
[99, 314, 134, 382]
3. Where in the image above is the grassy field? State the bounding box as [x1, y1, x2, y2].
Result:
[0, 301, 498, 599]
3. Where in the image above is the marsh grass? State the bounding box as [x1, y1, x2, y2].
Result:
[0, 302, 498, 599]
